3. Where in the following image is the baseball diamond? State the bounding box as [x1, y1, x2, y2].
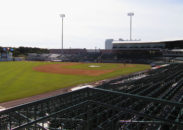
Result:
[0, 61, 150, 103]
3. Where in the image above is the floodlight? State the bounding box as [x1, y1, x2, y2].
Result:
[127, 12, 134, 41]
[127, 12, 134, 16]
[60, 14, 65, 18]
[59, 14, 66, 52]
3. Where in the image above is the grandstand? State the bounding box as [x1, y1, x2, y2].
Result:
[23, 39, 183, 64]
[45, 48, 160, 63]
[110, 39, 183, 63]
[1, 63, 183, 129]
[26, 53, 60, 61]
[112, 39, 183, 49]
[43, 39, 183, 64]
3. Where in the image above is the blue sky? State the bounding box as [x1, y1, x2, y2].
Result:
[0, 0, 183, 49]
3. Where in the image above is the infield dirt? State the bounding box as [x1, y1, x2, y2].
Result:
[33, 63, 116, 76]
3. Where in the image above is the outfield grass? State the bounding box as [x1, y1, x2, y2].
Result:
[0, 61, 150, 103]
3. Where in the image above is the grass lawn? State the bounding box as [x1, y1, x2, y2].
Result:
[0, 61, 150, 103]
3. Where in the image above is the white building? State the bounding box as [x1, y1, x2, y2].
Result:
[105, 39, 113, 49]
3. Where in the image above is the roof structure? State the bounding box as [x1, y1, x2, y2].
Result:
[113, 39, 183, 44]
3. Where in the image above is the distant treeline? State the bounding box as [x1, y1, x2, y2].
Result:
[0, 47, 49, 57]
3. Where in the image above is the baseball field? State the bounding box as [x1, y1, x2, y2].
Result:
[0, 61, 150, 103]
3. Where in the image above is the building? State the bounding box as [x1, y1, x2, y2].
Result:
[0, 48, 13, 61]
[112, 39, 183, 50]
[105, 39, 113, 49]
[107, 39, 183, 63]
[113, 41, 164, 49]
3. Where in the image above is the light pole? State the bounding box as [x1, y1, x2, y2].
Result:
[127, 12, 134, 41]
[60, 14, 65, 53]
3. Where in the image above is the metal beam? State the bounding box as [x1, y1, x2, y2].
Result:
[119, 120, 168, 124]
[54, 117, 84, 122]
[15, 111, 47, 130]
[89, 100, 183, 127]
[12, 100, 89, 130]
[91, 88, 183, 107]
[0, 87, 88, 115]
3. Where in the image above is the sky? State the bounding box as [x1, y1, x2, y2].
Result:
[0, 0, 183, 49]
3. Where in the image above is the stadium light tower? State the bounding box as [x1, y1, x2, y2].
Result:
[127, 12, 134, 41]
[60, 14, 65, 52]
